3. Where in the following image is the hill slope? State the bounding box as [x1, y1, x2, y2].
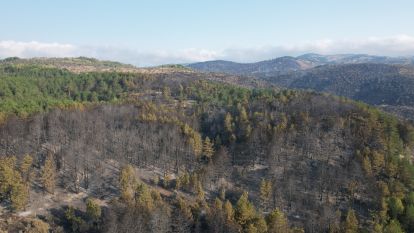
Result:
[190, 55, 414, 121]
[286, 63, 414, 106]
[0, 59, 414, 233]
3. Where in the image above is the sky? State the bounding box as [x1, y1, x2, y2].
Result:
[1, 0, 414, 66]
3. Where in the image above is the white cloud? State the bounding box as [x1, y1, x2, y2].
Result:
[0, 41, 77, 58]
[218, 35, 414, 62]
[1, 35, 414, 66]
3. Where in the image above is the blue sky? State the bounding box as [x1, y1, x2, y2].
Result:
[1, 0, 414, 66]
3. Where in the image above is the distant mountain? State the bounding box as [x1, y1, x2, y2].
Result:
[189, 55, 414, 121]
[285, 63, 414, 106]
[261, 63, 414, 121]
[188, 56, 314, 76]
[188, 53, 414, 77]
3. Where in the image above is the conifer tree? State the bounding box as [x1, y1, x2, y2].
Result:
[0, 156, 29, 211]
[27, 219, 50, 233]
[267, 209, 289, 233]
[224, 200, 235, 222]
[235, 192, 256, 227]
[20, 154, 33, 183]
[41, 155, 56, 194]
[196, 181, 205, 201]
[344, 209, 359, 233]
[224, 112, 234, 133]
[238, 106, 251, 139]
[10, 178, 29, 211]
[224, 112, 236, 143]
[246, 224, 258, 233]
[214, 197, 223, 210]
[371, 151, 385, 175]
[259, 179, 272, 211]
[119, 164, 136, 201]
[388, 197, 404, 219]
[0, 157, 17, 198]
[86, 198, 102, 222]
[202, 136, 215, 159]
[190, 132, 203, 157]
[254, 217, 268, 233]
[384, 219, 404, 233]
[362, 156, 372, 176]
[135, 183, 154, 210]
[404, 204, 414, 231]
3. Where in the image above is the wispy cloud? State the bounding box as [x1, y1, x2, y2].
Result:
[1, 35, 414, 66]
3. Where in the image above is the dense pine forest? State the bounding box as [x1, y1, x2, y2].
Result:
[0, 58, 414, 233]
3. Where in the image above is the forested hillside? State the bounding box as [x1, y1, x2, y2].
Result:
[0, 59, 414, 233]
[269, 63, 414, 121]
[286, 64, 414, 106]
[191, 56, 414, 121]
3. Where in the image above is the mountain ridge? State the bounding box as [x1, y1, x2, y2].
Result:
[188, 53, 414, 76]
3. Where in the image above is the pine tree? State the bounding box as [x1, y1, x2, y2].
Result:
[135, 183, 154, 210]
[344, 209, 359, 233]
[362, 156, 372, 176]
[86, 198, 102, 221]
[371, 151, 385, 175]
[41, 155, 56, 194]
[224, 200, 235, 222]
[181, 172, 190, 190]
[172, 197, 193, 233]
[259, 179, 272, 211]
[196, 181, 205, 201]
[254, 217, 268, 233]
[20, 154, 33, 183]
[119, 164, 136, 202]
[10, 179, 29, 211]
[267, 209, 289, 233]
[27, 219, 50, 233]
[190, 132, 203, 157]
[384, 219, 404, 233]
[224, 112, 234, 133]
[224, 112, 236, 143]
[235, 192, 256, 227]
[388, 197, 404, 219]
[238, 106, 251, 139]
[246, 224, 258, 233]
[214, 197, 223, 210]
[177, 196, 193, 220]
[0, 156, 29, 211]
[65, 206, 85, 233]
[404, 204, 414, 231]
[0, 156, 17, 198]
[202, 137, 215, 159]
